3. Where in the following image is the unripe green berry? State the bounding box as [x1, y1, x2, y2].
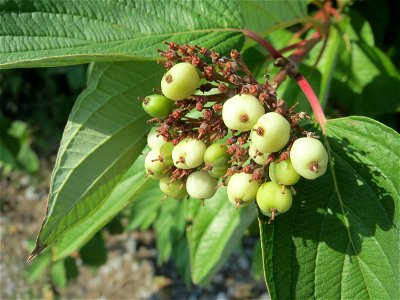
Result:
[186, 171, 218, 199]
[204, 144, 230, 178]
[251, 112, 291, 153]
[227, 173, 259, 207]
[222, 94, 265, 132]
[289, 137, 328, 180]
[269, 159, 300, 186]
[147, 127, 167, 149]
[161, 63, 200, 101]
[256, 181, 292, 217]
[248, 144, 269, 165]
[145, 148, 167, 179]
[159, 176, 187, 200]
[172, 138, 206, 169]
[142, 94, 172, 118]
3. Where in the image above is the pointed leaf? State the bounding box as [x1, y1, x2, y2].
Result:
[0, 0, 245, 68]
[239, 0, 309, 33]
[154, 199, 186, 265]
[31, 61, 164, 258]
[53, 155, 156, 260]
[259, 116, 399, 299]
[187, 187, 257, 285]
[331, 16, 400, 117]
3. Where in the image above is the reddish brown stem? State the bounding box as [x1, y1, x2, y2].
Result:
[295, 75, 327, 133]
[242, 29, 284, 60]
[265, 38, 315, 60]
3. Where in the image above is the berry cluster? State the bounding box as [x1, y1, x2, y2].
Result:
[140, 42, 328, 221]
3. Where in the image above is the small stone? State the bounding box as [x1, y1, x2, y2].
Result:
[238, 256, 249, 270]
[216, 292, 228, 300]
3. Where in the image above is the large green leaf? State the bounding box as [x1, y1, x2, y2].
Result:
[187, 187, 257, 285]
[0, 0, 314, 69]
[330, 16, 400, 117]
[0, 0, 246, 68]
[239, 0, 309, 33]
[53, 155, 155, 260]
[259, 116, 399, 299]
[30, 61, 163, 258]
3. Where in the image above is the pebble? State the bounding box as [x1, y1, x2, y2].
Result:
[238, 256, 249, 270]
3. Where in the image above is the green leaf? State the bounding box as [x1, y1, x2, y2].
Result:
[53, 154, 153, 260]
[259, 116, 399, 299]
[153, 199, 192, 287]
[30, 61, 163, 258]
[187, 188, 257, 285]
[79, 232, 107, 267]
[50, 259, 67, 289]
[0, 0, 245, 68]
[154, 199, 186, 265]
[0, 116, 39, 174]
[330, 16, 400, 117]
[239, 0, 309, 33]
[64, 256, 79, 280]
[126, 177, 163, 231]
[26, 249, 52, 283]
[278, 26, 342, 114]
[251, 240, 263, 281]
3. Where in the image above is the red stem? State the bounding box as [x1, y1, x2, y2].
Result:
[265, 38, 315, 59]
[295, 75, 327, 133]
[242, 3, 331, 134]
[242, 29, 284, 59]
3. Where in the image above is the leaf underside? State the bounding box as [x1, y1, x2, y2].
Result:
[30, 61, 164, 257]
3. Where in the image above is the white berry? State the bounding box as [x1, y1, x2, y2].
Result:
[172, 138, 206, 169]
[222, 94, 265, 132]
[227, 173, 259, 207]
[290, 137, 328, 180]
[250, 112, 291, 153]
[186, 171, 218, 199]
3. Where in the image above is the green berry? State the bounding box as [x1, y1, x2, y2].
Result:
[161, 63, 200, 101]
[227, 173, 259, 207]
[251, 112, 291, 153]
[204, 144, 230, 178]
[147, 127, 167, 149]
[289, 137, 328, 180]
[186, 171, 218, 199]
[222, 94, 265, 132]
[145, 148, 167, 179]
[269, 159, 300, 186]
[159, 176, 187, 200]
[248, 144, 269, 165]
[172, 138, 206, 169]
[256, 181, 292, 217]
[142, 94, 172, 118]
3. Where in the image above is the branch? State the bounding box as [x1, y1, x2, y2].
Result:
[242, 2, 332, 133]
[242, 29, 284, 60]
[295, 75, 327, 133]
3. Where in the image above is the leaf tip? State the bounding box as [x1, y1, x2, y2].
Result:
[27, 242, 47, 262]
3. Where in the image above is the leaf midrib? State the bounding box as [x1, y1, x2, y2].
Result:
[45, 114, 147, 242]
[49, 64, 161, 202]
[324, 135, 394, 299]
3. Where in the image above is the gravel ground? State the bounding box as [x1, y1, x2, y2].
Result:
[0, 158, 268, 300]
